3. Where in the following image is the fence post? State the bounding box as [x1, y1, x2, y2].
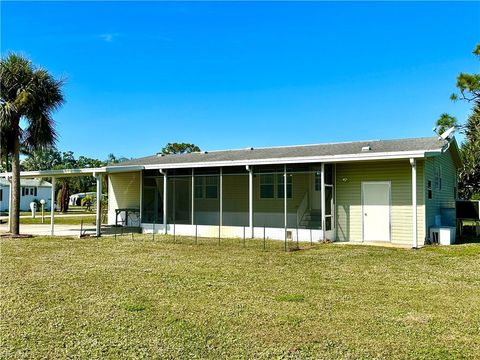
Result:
[152, 220, 155, 241]
[263, 226, 266, 251]
[296, 226, 299, 248]
[243, 226, 246, 248]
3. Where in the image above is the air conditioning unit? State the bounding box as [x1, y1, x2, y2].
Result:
[430, 227, 456, 245]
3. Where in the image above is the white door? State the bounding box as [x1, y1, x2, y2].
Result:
[362, 182, 390, 242]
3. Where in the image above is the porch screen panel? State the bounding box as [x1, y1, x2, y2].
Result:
[253, 169, 285, 228]
[167, 175, 192, 225]
[222, 172, 249, 227]
[142, 176, 163, 224]
[193, 173, 220, 225]
[287, 170, 321, 229]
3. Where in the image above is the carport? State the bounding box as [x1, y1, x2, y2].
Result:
[1, 165, 142, 236]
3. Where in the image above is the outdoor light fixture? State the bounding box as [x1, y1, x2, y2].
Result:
[40, 199, 46, 224]
[342, 177, 348, 182]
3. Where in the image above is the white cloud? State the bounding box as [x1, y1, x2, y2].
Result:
[99, 33, 119, 42]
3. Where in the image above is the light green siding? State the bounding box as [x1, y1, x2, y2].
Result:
[335, 160, 425, 246]
[424, 148, 457, 235]
[108, 172, 141, 224]
[253, 172, 310, 213]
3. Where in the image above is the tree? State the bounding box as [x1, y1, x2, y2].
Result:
[435, 113, 458, 135]
[161, 142, 201, 155]
[458, 104, 480, 199]
[21, 146, 62, 171]
[105, 153, 130, 164]
[0, 53, 64, 234]
[450, 44, 480, 103]
[437, 43, 480, 199]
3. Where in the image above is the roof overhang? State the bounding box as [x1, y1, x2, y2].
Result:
[0, 149, 446, 178]
[0, 165, 146, 179]
[143, 149, 440, 170]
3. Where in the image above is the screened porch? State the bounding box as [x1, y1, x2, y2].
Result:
[141, 163, 335, 241]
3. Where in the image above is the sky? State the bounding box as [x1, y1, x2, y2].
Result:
[2, 1, 479, 160]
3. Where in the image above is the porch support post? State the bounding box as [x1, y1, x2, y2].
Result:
[94, 173, 102, 237]
[410, 158, 418, 248]
[161, 170, 167, 234]
[191, 168, 195, 225]
[50, 177, 56, 236]
[284, 164, 287, 249]
[321, 163, 326, 240]
[247, 165, 253, 238]
[139, 171, 143, 223]
[219, 167, 223, 227]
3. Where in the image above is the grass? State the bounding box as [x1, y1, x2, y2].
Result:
[1, 235, 479, 359]
[18, 215, 96, 225]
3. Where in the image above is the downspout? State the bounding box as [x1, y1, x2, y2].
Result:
[246, 165, 253, 238]
[410, 158, 418, 249]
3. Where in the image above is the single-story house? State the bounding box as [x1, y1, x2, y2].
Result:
[1, 135, 461, 247]
[105, 136, 460, 247]
[0, 178, 53, 212]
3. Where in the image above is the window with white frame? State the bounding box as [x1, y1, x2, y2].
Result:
[259, 173, 292, 199]
[21, 187, 37, 197]
[194, 176, 218, 199]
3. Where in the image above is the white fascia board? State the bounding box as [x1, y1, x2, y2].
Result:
[144, 150, 433, 170]
[105, 165, 144, 173]
[0, 167, 108, 179]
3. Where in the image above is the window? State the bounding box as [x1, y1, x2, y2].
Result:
[205, 176, 218, 199]
[260, 174, 275, 199]
[194, 177, 204, 199]
[314, 172, 321, 191]
[427, 180, 432, 200]
[277, 174, 292, 199]
[259, 173, 292, 199]
[435, 166, 442, 191]
[194, 176, 218, 199]
[21, 187, 37, 197]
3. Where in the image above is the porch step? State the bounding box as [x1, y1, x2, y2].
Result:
[299, 209, 322, 229]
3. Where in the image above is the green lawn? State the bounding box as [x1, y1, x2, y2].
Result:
[1, 236, 479, 359]
[18, 215, 96, 225]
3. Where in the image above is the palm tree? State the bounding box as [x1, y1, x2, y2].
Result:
[0, 53, 64, 235]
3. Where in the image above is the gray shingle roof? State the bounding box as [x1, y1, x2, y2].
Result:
[0, 178, 52, 187]
[112, 137, 446, 168]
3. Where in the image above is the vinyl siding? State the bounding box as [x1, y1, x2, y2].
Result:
[108, 172, 141, 224]
[424, 148, 458, 235]
[336, 160, 425, 246]
[253, 172, 310, 213]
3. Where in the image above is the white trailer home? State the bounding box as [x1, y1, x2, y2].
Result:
[0, 178, 53, 212]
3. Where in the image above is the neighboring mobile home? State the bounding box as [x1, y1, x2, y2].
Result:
[105, 136, 460, 247]
[0, 178, 52, 212]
